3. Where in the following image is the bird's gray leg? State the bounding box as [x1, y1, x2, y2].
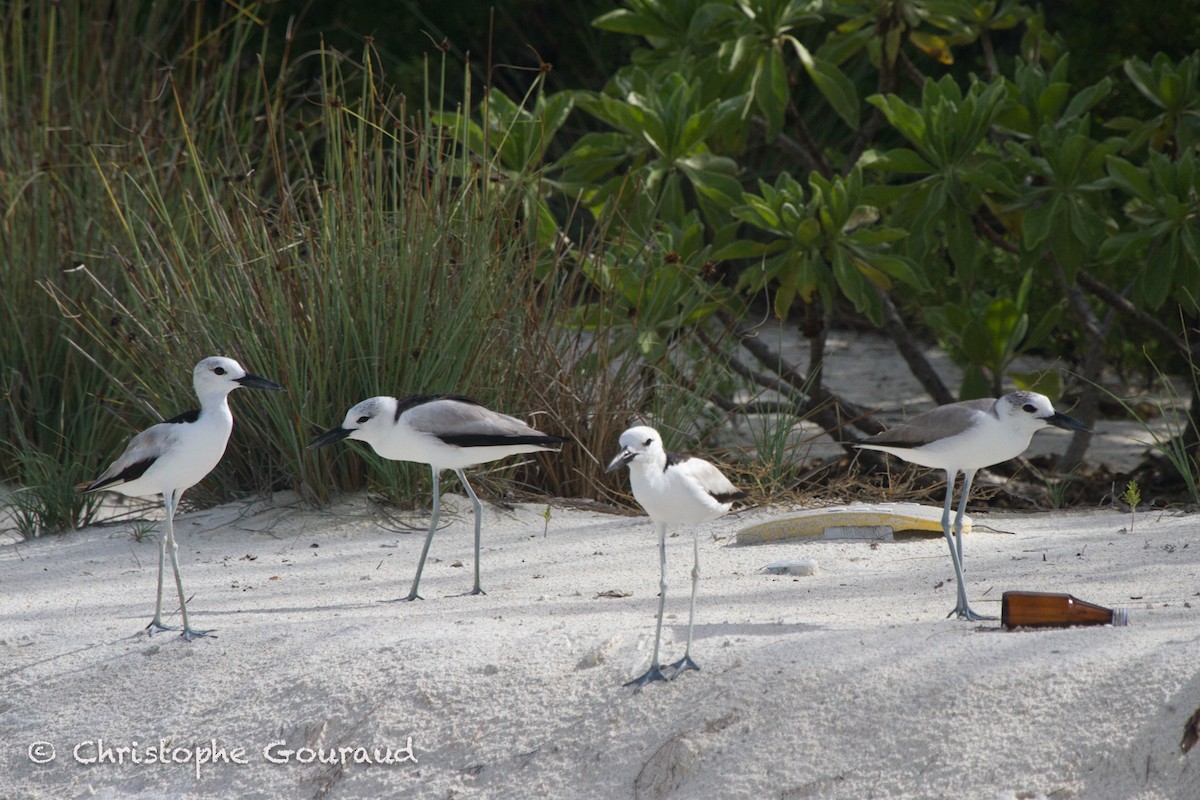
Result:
[954, 469, 975, 570]
[939, 472, 974, 620]
[668, 526, 701, 678]
[146, 491, 179, 635]
[401, 467, 441, 601]
[455, 469, 486, 596]
[163, 489, 212, 641]
[952, 469, 994, 620]
[627, 521, 670, 689]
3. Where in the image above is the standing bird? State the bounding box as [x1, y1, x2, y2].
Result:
[856, 391, 1089, 621]
[82, 356, 285, 640]
[309, 395, 566, 600]
[606, 426, 747, 688]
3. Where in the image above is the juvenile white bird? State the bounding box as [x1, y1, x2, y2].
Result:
[856, 391, 1088, 621]
[82, 356, 285, 640]
[606, 425, 747, 688]
[309, 394, 567, 600]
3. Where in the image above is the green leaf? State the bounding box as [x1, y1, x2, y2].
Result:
[1061, 77, 1113, 121]
[677, 153, 743, 207]
[1160, 71, 1183, 109]
[1024, 303, 1064, 350]
[1098, 230, 1150, 264]
[1180, 222, 1200, 262]
[945, 208, 979, 277]
[732, 196, 782, 231]
[959, 318, 993, 365]
[796, 217, 822, 244]
[774, 272, 798, 320]
[540, 92, 576, 140]
[983, 297, 1025, 352]
[532, 201, 560, 250]
[690, 2, 744, 37]
[790, 38, 860, 129]
[995, 103, 1033, 136]
[1021, 198, 1057, 249]
[593, 8, 674, 38]
[557, 132, 629, 184]
[714, 239, 788, 262]
[1138, 240, 1177, 309]
[817, 24, 873, 65]
[1037, 83, 1070, 121]
[1123, 58, 1163, 108]
[1106, 155, 1154, 202]
[831, 250, 881, 323]
[754, 48, 790, 139]
[909, 31, 955, 65]
[850, 227, 909, 245]
[1010, 370, 1063, 398]
[867, 94, 926, 148]
[959, 367, 991, 401]
[863, 253, 930, 291]
[871, 148, 935, 174]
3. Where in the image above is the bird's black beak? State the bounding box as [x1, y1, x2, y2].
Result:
[605, 449, 636, 473]
[1047, 411, 1089, 433]
[309, 425, 352, 450]
[236, 373, 285, 392]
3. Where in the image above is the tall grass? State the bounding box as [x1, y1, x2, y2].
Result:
[1097, 356, 1200, 506]
[38, 24, 564, 502]
[1, 2, 733, 535]
[0, 3, 222, 531]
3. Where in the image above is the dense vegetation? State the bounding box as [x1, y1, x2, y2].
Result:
[2, 0, 1198, 537]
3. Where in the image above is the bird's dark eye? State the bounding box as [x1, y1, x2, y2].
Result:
[214, 366, 227, 376]
[644, 438, 652, 446]
[1022, 404, 1036, 413]
[356, 415, 370, 424]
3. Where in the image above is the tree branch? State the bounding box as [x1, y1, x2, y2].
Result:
[1076, 268, 1190, 358]
[726, 320, 887, 439]
[876, 287, 956, 405]
[897, 51, 927, 90]
[979, 30, 999, 81]
[787, 113, 834, 179]
[847, 13, 900, 169]
[697, 321, 888, 469]
[1051, 259, 1113, 471]
[749, 117, 823, 177]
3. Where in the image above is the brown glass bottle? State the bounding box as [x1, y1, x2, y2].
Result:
[1001, 591, 1130, 630]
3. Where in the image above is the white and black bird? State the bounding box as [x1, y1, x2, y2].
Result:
[309, 394, 567, 600]
[606, 425, 747, 688]
[82, 356, 285, 640]
[856, 391, 1088, 621]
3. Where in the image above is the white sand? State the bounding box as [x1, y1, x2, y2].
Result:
[3, 324, 1196, 798]
[2, 491, 1198, 799]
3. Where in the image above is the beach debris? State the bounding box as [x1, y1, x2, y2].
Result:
[761, 558, 819, 576]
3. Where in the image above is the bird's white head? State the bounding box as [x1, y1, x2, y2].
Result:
[996, 391, 1089, 433]
[605, 425, 665, 473]
[308, 396, 398, 451]
[192, 356, 284, 398]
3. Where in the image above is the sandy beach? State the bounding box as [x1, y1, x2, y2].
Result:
[2, 487, 1198, 799]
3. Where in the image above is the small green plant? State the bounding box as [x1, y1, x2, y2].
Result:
[1121, 479, 1141, 532]
[0, 392, 105, 538]
[1045, 472, 1077, 510]
[129, 519, 158, 543]
[1095, 356, 1200, 507]
[1022, 460, 1080, 510]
